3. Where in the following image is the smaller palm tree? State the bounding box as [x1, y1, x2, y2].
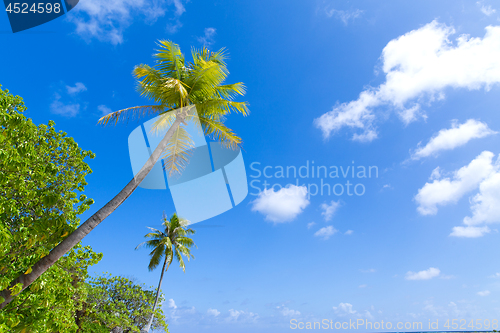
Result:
[136, 212, 196, 333]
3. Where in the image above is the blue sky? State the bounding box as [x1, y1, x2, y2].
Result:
[2, 0, 500, 332]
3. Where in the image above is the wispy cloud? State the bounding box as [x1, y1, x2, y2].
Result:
[197, 27, 216, 46]
[314, 21, 500, 141]
[477, 290, 491, 296]
[333, 302, 357, 316]
[477, 1, 496, 16]
[405, 267, 441, 280]
[226, 309, 259, 323]
[66, 82, 87, 95]
[411, 119, 496, 160]
[324, 8, 363, 25]
[67, 0, 188, 44]
[97, 104, 112, 116]
[332, 303, 373, 319]
[166, 0, 187, 33]
[320, 200, 341, 221]
[314, 226, 338, 240]
[50, 82, 87, 117]
[450, 226, 490, 238]
[276, 305, 300, 317]
[207, 308, 220, 317]
[165, 298, 259, 326]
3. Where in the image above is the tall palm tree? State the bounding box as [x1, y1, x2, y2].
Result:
[0, 41, 248, 309]
[137, 213, 195, 333]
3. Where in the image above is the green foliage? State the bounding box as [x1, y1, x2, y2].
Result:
[98, 41, 249, 176]
[79, 274, 168, 333]
[136, 213, 195, 332]
[0, 245, 102, 332]
[0, 85, 96, 293]
[0, 85, 98, 331]
[137, 213, 196, 273]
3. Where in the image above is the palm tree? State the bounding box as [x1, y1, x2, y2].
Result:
[0, 41, 248, 309]
[137, 213, 195, 333]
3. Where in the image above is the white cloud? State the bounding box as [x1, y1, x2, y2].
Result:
[277, 305, 300, 317]
[477, 290, 491, 296]
[450, 226, 491, 238]
[226, 309, 259, 323]
[50, 81, 88, 117]
[405, 267, 441, 280]
[415, 151, 496, 215]
[320, 200, 341, 221]
[307, 222, 316, 229]
[489, 272, 500, 278]
[324, 8, 363, 25]
[251, 185, 309, 223]
[50, 93, 81, 117]
[168, 299, 177, 309]
[411, 119, 497, 160]
[166, 0, 185, 35]
[463, 172, 500, 226]
[67, 0, 186, 44]
[359, 284, 367, 288]
[66, 82, 87, 95]
[172, 0, 186, 16]
[478, 2, 496, 16]
[168, 300, 196, 323]
[314, 21, 500, 141]
[333, 303, 357, 316]
[197, 27, 216, 46]
[97, 104, 112, 116]
[416, 151, 500, 237]
[345, 230, 354, 235]
[429, 167, 441, 180]
[207, 308, 220, 317]
[314, 226, 338, 240]
[352, 128, 378, 142]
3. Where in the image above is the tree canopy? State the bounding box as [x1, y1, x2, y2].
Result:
[0, 85, 96, 295]
[80, 274, 168, 333]
[0, 86, 168, 332]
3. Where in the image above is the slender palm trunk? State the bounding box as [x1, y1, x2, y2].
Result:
[142, 256, 172, 333]
[0, 112, 187, 310]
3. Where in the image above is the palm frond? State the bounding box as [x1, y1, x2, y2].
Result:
[162, 126, 194, 176]
[154, 40, 185, 79]
[135, 64, 190, 107]
[148, 244, 165, 271]
[199, 117, 242, 148]
[137, 213, 196, 275]
[98, 105, 168, 126]
[174, 248, 186, 272]
[197, 99, 249, 117]
[149, 111, 177, 134]
[214, 82, 247, 100]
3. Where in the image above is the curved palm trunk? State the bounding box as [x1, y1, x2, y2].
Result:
[142, 256, 172, 333]
[0, 112, 187, 310]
